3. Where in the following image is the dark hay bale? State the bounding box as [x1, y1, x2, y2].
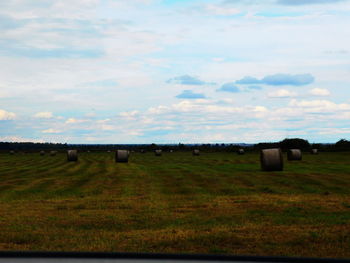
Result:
[9, 150, 15, 155]
[310, 148, 318, 155]
[115, 150, 129, 163]
[67, 150, 78, 162]
[287, 149, 302, 161]
[140, 149, 146, 153]
[260, 148, 283, 171]
[155, 149, 162, 156]
[50, 151, 57, 156]
[237, 148, 245, 155]
[193, 149, 200, 156]
[40, 151, 45, 156]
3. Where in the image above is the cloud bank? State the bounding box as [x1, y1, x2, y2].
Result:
[236, 73, 315, 86]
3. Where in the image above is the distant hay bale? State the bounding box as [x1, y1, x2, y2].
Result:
[107, 150, 111, 153]
[115, 150, 129, 163]
[237, 148, 245, 155]
[9, 150, 15, 155]
[287, 149, 302, 161]
[50, 151, 57, 156]
[140, 149, 146, 153]
[260, 148, 283, 171]
[169, 150, 173, 153]
[310, 148, 318, 155]
[67, 150, 78, 162]
[193, 149, 200, 156]
[155, 149, 162, 156]
[40, 151, 45, 156]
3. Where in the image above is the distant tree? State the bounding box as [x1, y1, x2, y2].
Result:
[279, 138, 310, 151]
[178, 143, 185, 150]
[335, 139, 349, 146]
[335, 139, 350, 151]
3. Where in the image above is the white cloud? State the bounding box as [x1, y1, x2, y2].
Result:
[205, 4, 241, 16]
[96, 118, 111, 123]
[309, 88, 330, 96]
[42, 128, 61, 134]
[0, 136, 44, 143]
[119, 110, 139, 119]
[316, 128, 350, 135]
[0, 109, 16, 120]
[289, 99, 350, 112]
[100, 124, 114, 131]
[34, 111, 53, 119]
[65, 118, 86, 124]
[0, 90, 10, 98]
[268, 89, 298, 98]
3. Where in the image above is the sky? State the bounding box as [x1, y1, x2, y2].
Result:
[0, 0, 350, 144]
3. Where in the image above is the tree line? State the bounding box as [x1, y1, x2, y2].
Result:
[1, 138, 350, 152]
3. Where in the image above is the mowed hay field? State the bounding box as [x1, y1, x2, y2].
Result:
[0, 151, 350, 258]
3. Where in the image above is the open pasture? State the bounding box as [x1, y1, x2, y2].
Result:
[0, 151, 349, 258]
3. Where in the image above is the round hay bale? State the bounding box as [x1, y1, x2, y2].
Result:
[50, 151, 57, 156]
[67, 150, 78, 162]
[107, 150, 111, 153]
[9, 150, 15, 155]
[40, 151, 45, 156]
[287, 149, 302, 161]
[115, 150, 128, 163]
[260, 148, 283, 171]
[193, 149, 200, 156]
[310, 148, 318, 155]
[237, 148, 245, 155]
[155, 149, 162, 156]
[140, 149, 146, 153]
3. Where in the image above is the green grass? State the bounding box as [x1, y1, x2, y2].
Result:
[0, 151, 349, 258]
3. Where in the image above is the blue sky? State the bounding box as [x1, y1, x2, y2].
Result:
[0, 0, 350, 143]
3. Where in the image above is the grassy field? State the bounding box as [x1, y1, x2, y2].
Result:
[0, 151, 349, 258]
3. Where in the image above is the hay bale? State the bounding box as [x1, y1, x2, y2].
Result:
[155, 149, 162, 156]
[50, 151, 57, 156]
[140, 149, 146, 153]
[237, 148, 245, 155]
[115, 150, 128, 163]
[9, 150, 15, 155]
[260, 148, 283, 171]
[193, 149, 200, 156]
[287, 149, 302, 161]
[40, 151, 45, 156]
[67, 150, 78, 162]
[310, 148, 318, 155]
